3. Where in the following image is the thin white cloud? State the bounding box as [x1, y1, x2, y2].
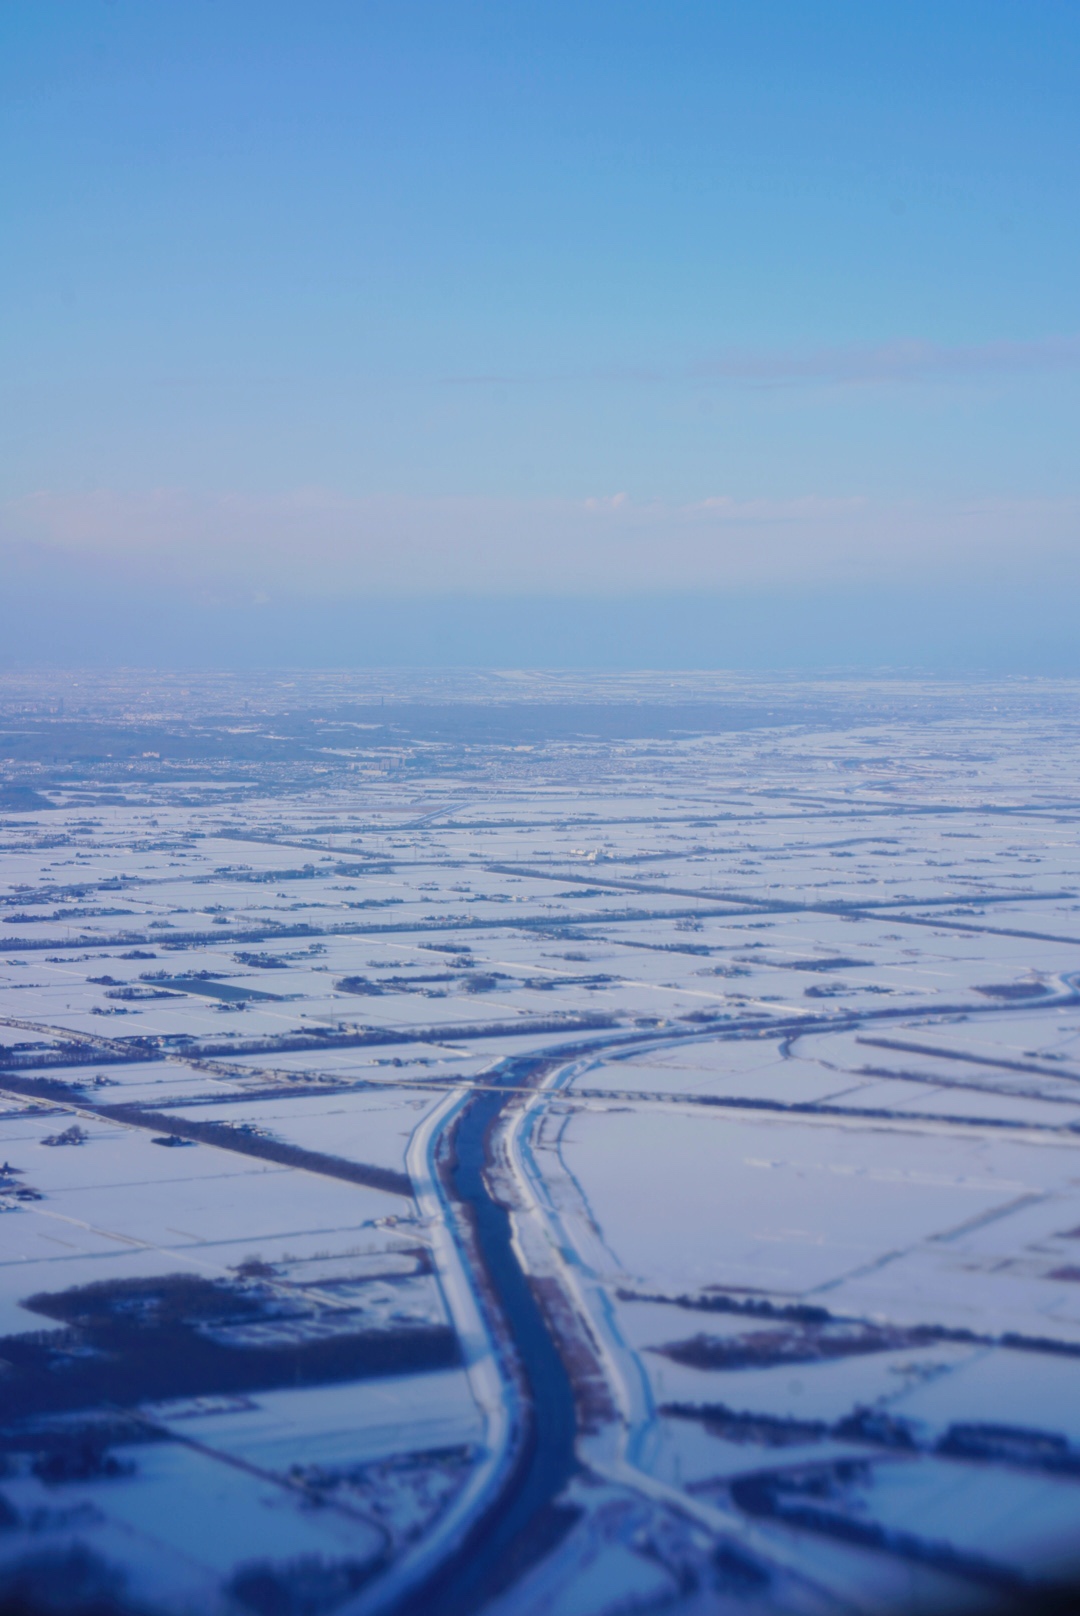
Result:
[445, 335, 1080, 391]
[4, 487, 1079, 601]
[687, 334, 1080, 387]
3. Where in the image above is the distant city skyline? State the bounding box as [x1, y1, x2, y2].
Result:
[3, 1, 1079, 665]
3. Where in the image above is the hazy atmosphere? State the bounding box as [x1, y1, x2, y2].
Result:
[6, 11, 1080, 1616]
[3, 2, 1079, 665]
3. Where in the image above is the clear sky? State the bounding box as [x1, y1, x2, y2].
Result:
[3, 2, 1079, 666]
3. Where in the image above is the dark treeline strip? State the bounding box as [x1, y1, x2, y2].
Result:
[0, 1313, 459, 1426]
[730, 1465, 1030, 1593]
[100, 1105, 414, 1197]
[484, 861, 1079, 930]
[11, 895, 1075, 956]
[624, 1287, 1080, 1363]
[0, 1011, 620, 1080]
[0, 905, 753, 955]
[217, 800, 1080, 852]
[5, 987, 1080, 1077]
[663, 1399, 1080, 1477]
[574, 1088, 1080, 1134]
[858, 1034, 1080, 1083]
[185, 1011, 620, 1061]
[0, 1069, 413, 1195]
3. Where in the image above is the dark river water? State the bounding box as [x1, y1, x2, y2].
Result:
[406, 1061, 579, 1615]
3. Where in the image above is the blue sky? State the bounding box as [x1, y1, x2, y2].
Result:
[3, 2, 1079, 664]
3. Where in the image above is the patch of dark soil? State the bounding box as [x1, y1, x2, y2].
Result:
[0, 1545, 136, 1615]
[712, 1543, 771, 1591]
[0, 1274, 458, 1425]
[664, 1402, 829, 1447]
[96, 1104, 414, 1197]
[32, 1443, 135, 1485]
[937, 1423, 1080, 1475]
[0, 1414, 157, 1466]
[228, 1553, 383, 1616]
[667, 1401, 920, 1454]
[0, 787, 54, 814]
[975, 982, 1051, 1000]
[619, 1287, 831, 1325]
[731, 1461, 1029, 1593]
[750, 956, 868, 973]
[652, 1320, 956, 1372]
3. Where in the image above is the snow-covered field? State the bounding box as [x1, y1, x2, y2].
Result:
[2, 671, 1080, 1614]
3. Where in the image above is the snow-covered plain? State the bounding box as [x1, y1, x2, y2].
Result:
[2, 671, 1080, 1614]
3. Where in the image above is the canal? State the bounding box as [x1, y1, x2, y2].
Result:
[404, 1059, 579, 1616]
